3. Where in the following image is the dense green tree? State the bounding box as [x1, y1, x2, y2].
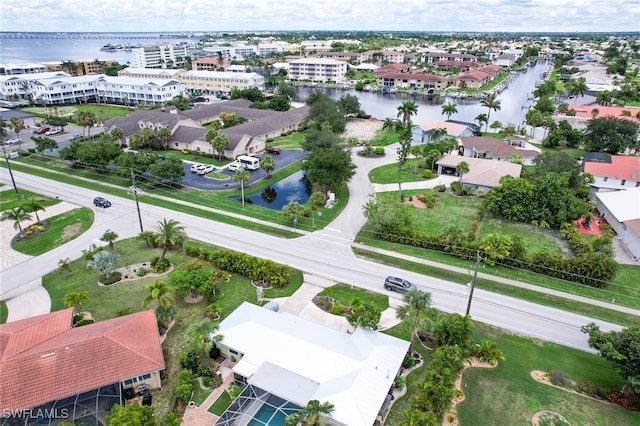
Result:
[396, 124, 413, 201]
[268, 94, 290, 111]
[485, 176, 536, 223]
[75, 137, 121, 167]
[533, 96, 556, 115]
[8, 117, 27, 143]
[301, 129, 340, 151]
[187, 318, 220, 356]
[297, 399, 335, 426]
[148, 157, 185, 186]
[231, 86, 265, 102]
[531, 151, 583, 188]
[75, 111, 98, 136]
[169, 262, 218, 298]
[337, 93, 362, 116]
[32, 136, 58, 159]
[566, 77, 588, 98]
[282, 200, 305, 223]
[433, 314, 474, 350]
[583, 116, 639, 154]
[166, 94, 190, 111]
[582, 323, 640, 394]
[304, 146, 356, 192]
[362, 193, 411, 234]
[276, 82, 295, 100]
[304, 91, 346, 133]
[474, 113, 488, 131]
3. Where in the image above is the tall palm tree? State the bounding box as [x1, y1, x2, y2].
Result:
[299, 400, 335, 426]
[396, 100, 418, 126]
[187, 318, 220, 356]
[1, 207, 32, 237]
[382, 117, 399, 144]
[64, 291, 89, 313]
[441, 102, 458, 120]
[480, 94, 501, 132]
[110, 127, 125, 145]
[396, 289, 434, 346]
[456, 161, 470, 184]
[153, 218, 186, 262]
[430, 127, 448, 142]
[100, 230, 119, 253]
[474, 113, 488, 131]
[233, 167, 251, 208]
[157, 127, 172, 149]
[567, 77, 588, 98]
[260, 154, 276, 177]
[21, 198, 46, 223]
[142, 279, 175, 308]
[9, 118, 27, 143]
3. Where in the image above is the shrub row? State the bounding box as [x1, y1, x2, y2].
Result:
[376, 227, 617, 288]
[183, 245, 291, 288]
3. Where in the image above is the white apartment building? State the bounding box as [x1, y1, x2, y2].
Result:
[30, 75, 101, 105]
[0, 71, 70, 101]
[288, 58, 347, 82]
[95, 76, 185, 106]
[200, 42, 289, 61]
[0, 63, 46, 75]
[179, 70, 265, 94]
[132, 43, 189, 69]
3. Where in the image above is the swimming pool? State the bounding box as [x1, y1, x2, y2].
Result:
[247, 394, 300, 426]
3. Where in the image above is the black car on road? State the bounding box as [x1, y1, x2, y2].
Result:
[93, 197, 112, 208]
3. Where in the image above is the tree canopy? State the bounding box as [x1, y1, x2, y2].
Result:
[583, 117, 639, 154]
[303, 146, 356, 192]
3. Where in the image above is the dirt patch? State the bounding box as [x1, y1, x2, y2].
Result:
[402, 198, 428, 209]
[340, 118, 383, 144]
[531, 410, 570, 426]
[61, 222, 81, 241]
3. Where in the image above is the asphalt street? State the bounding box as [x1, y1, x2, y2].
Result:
[0, 146, 626, 352]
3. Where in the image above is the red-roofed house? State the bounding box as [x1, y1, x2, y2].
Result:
[0, 309, 165, 424]
[459, 136, 541, 165]
[583, 154, 640, 191]
[562, 105, 640, 124]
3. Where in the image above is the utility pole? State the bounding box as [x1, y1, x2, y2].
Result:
[465, 250, 482, 316]
[1, 146, 20, 199]
[130, 169, 144, 233]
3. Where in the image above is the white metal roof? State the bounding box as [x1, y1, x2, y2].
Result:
[217, 302, 409, 426]
[596, 187, 640, 223]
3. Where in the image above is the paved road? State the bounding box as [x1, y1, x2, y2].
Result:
[0, 146, 627, 351]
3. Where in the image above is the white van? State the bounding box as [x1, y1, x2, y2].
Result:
[237, 155, 260, 171]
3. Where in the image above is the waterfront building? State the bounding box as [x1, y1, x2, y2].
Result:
[95, 76, 184, 106]
[0, 71, 70, 101]
[421, 52, 477, 65]
[376, 72, 452, 91]
[288, 58, 347, 82]
[132, 43, 189, 69]
[179, 70, 265, 95]
[0, 63, 46, 75]
[118, 67, 186, 80]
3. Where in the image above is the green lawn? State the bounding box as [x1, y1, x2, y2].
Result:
[369, 160, 436, 184]
[369, 128, 400, 147]
[269, 131, 305, 149]
[21, 104, 132, 121]
[478, 214, 567, 256]
[383, 319, 638, 425]
[192, 382, 213, 406]
[13, 208, 94, 256]
[208, 390, 232, 415]
[0, 189, 60, 212]
[317, 283, 390, 312]
[457, 323, 639, 426]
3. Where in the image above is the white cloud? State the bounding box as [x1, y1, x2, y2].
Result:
[1, 0, 638, 32]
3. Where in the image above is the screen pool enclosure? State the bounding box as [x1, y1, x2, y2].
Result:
[215, 385, 301, 426]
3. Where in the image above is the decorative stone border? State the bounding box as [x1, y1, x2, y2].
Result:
[97, 262, 173, 287]
[443, 358, 497, 426]
[531, 410, 570, 426]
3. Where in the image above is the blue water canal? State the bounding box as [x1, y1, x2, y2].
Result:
[243, 170, 311, 210]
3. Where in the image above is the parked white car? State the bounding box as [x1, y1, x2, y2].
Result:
[227, 161, 242, 171]
[198, 165, 215, 175]
[46, 128, 62, 136]
[190, 163, 201, 173]
[4, 138, 21, 145]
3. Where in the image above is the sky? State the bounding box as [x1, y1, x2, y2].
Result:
[1, 0, 639, 33]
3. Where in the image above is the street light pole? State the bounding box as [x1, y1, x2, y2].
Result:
[465, 250, 482, 316]
[1, 146, 20, 199]
[130, 169, 144, 233]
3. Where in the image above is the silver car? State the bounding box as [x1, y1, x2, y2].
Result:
[384, 276, 417, 293]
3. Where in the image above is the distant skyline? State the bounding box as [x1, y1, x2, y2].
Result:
[2, 0, 640, 34]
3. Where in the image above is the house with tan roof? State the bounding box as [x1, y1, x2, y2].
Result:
[583, 154, 640, 191]
[436, 154, 522, 191]
[595, 188, 640, 261]
[459, 136, 541, 165]
[412, 121, 474, 143]
[376, 72, 452, 91]
[0, 309, 164, 423]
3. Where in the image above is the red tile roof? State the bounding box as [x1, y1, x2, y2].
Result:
[566, 105, 640, 123]
[0, 309, 164, 410]
[583, 155, 640, 181]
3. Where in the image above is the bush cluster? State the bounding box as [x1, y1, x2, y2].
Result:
[150, 256, 171, 273]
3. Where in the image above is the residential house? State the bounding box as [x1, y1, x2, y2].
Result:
[434, 60, 479, 72]
[561, 105, 640, 125]
[0, 309, 164, 424]
[30, 74, 103, 105]
[0, 71, 70, 101]
[412, 121, 474, 143]
[317, 52, 361, 62]
[375, 63, 412, 74]
[0, 63, 46, 75]
[494, 54, 516, 68]
[583, 154, 640, 192]
[594, 188, 640, 260]
[214, 302, 410, 426]
[459, 136, 541, 165]
[288, 58, 348, 82]
[436, 154, 523, 192]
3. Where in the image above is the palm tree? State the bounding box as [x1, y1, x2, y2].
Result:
[382, 117, 399, 144]
[142, 279, 175, 308]
[1, 207, 32, 237]
[60, 59, 78, 75]
[213, 134, 230, 160]
[567, 77, 588, 98]
[157, 127, 172, 149]
[299, 400, 335, 426]
[187, 318, 220, 356]
[480, 94, 501, 132]
[9, 118, 27, 144]
[396, 290, 434, 346]
[110, 127, 125, 145]
[397, 100, 418, 126]
[76, 111, 98, 137]
[441, 102, 458, 120]
[591, 108, 600, 119]
[474, 113, 488, 132]
[430, 127, 447, 142]
[456, 161, 470, 184]
[64, 291, 89, 313]
[596, 90, 611, 106]
[234, 167, 251, 208]
[153, 218, 186, 262]
[100, 230, 119, 253]
[21, 198, 45, 223]
[260, 154, 276, 177]
[58, 258, 73, 277]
